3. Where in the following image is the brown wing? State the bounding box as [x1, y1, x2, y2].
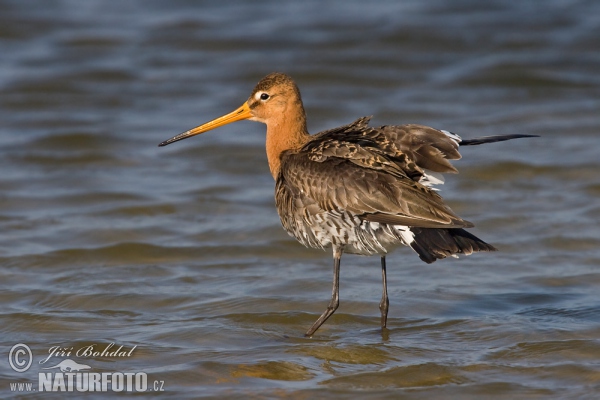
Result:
[308, 117, 463, 177]
[278, 151, 472, 229]
[379, 123, 461, 173]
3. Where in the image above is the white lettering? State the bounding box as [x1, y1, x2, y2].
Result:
[135, 372, 147, 392]
[65, 373, 75, 391]
[88, 372, 101, 391]
[125, 372, 135, 391]
[52, 373, 66, 391]
[39, 346, 73, 365]
[39, 373, 52, 391]
[112, 372, 124, 392]
[101, 372, 111, 391]
[76, 373, 88, 392]
[38, 371, 149, 392]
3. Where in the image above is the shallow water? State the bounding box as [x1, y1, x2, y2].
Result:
[1, 0, 599, 398]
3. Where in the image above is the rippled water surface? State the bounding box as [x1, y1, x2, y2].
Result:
[1, 0, 599, 398]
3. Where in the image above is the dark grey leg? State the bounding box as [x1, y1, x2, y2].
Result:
[379, 256, 389, 329]
[305, 251, 341, 337]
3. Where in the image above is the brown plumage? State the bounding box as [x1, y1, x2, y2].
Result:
[159, 72, 536, 336]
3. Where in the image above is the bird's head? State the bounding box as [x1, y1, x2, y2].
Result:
[158, 72, 305, 147]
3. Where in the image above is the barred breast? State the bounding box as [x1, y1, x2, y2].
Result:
[276, 177, 415, 256]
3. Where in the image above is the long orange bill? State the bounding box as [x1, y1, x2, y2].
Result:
[158, 102, 252, 147]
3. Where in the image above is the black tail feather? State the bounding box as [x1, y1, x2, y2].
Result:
[409, 228, 497, 264]
[460, 134, 538, 146]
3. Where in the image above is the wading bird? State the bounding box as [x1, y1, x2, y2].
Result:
[159, 73, 535, 336]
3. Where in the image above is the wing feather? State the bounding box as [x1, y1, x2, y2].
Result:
[308, 118, 463, 177]
[278, 152, 471, 229]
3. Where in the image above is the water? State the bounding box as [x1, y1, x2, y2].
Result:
[1, 0, 599, 398]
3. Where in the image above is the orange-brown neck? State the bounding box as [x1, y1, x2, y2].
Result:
[265, 109, 310, 179]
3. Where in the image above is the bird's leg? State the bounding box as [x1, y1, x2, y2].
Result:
[379, 256, 389, 329]
[305, 247, 342, 337]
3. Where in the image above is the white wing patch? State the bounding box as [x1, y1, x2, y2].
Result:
[441, 129, 462, 144]
[395, 225, 415, 245]
[419, 170, 446, 190]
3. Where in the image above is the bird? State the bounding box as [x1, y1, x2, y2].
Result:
[159, 72, 536, 337]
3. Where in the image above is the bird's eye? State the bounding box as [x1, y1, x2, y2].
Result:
[260, 93, 269, 101]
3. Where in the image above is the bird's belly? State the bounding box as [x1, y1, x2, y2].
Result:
[281, 210, 415, 256]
